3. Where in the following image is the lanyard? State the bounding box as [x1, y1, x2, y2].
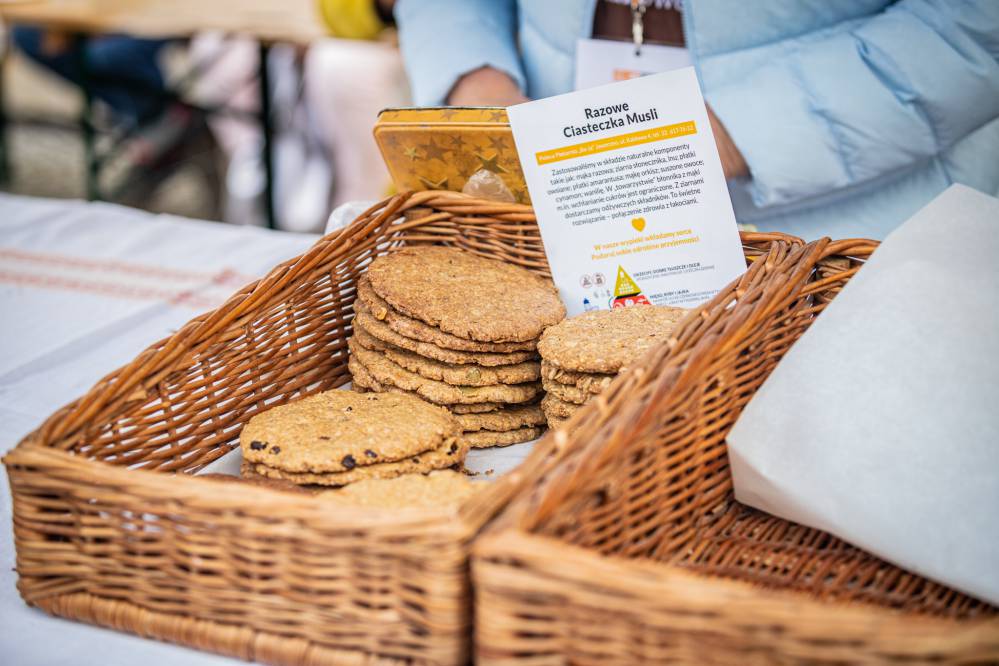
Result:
[631, 0, 647, 55]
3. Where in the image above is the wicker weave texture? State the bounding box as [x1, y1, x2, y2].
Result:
[4, 191, 558, 666]
[474, 238, 999, 664]
[4, 189, 829, 665]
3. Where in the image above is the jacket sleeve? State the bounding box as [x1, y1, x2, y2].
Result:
[705, 0, 999, 208]
[395, 0, 526, 106]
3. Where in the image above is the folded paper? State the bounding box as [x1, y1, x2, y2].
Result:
[728, 184, 999, 605]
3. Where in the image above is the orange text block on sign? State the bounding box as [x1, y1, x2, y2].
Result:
[535, 121, 697, 165]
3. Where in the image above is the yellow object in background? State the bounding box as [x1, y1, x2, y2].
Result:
[373, 107, 530, 204]
[316, 0, 385, 39]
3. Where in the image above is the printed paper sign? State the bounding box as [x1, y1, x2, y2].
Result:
[507, 67, 745, 316]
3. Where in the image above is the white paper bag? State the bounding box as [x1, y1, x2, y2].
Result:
[727, 185, 999, 605]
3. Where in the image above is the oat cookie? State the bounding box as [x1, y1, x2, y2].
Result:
[199, 473, 314, 494]
[349, 355, 504, 413]
[355, 326, 540, 386]
[541, 360, 613, 395]
[321, 470, 481, 508]
[244, 437, 468, 486]
[367, 246, 565, 342]
[545, 414, 569, 430]
[240, 390, 459, 473]
[455, 403, 545, 432]
[350, 337, 541, 405]
[462, 426, 544, 449]
[357, 276, 535, 353]
[541, 393, 580, 419]
[542, 378, 591, 405]
[355, 305, 536, 366]
[538, 305, 688, 374]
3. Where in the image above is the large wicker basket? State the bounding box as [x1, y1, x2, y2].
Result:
[474, 237, 999, 664]
[4, 191, 803, 666]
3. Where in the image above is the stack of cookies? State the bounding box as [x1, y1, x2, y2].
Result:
[348, 246, 566, 448]
[538, 304, 689, 429]
[240, 390, 466, 485]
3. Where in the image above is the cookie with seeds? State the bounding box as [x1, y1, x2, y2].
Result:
[541, 393, 580, 419]
[367, 246, 565, 342]
[350, 337, 541, 405]
[354, 326, 540, 386]
[541, 360, 613, 395]
[357, 276, 535, 353]
[348, 355, 504, 413]
[240, 390, 459, 474]
[545, 414, 570, 430]
[320, 470, 481, 508]
[541, 377, 591, 405]
[538, 305, 688, 374]
[243, 436, 467, 486]
[462, 426, 544, 449]
[355, 305, 537, 367]
[454, 403, 546, 432]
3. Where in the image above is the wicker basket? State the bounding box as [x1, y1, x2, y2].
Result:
[4, 191, 803, 666]
[474, 237, 999, 665]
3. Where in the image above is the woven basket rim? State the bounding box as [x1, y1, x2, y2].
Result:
[475, 529, 999, 637]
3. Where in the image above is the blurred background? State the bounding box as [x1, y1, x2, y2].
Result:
[0, 0, 406, 232]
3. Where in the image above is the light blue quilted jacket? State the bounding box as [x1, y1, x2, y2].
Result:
[395, 0, 999, 240]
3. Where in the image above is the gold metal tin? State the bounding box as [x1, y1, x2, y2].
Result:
[373, 107, 529, 203]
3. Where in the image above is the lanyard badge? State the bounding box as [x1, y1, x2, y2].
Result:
[631, 0, 647, 55]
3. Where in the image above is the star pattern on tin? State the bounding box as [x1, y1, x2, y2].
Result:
[476, 152, 508, 174]
[423, 139, 448, 162]
[450, 134, 468, 151]
[487, 135, 507, 154]
[403, 145, 421, 161]
[439, 108, 459, 120]
[487, 109, 507, 122]
[418, 175, 449, 190]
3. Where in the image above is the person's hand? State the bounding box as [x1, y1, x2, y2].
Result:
[706, 104, 749, 180]
[447, 66, 528, 107]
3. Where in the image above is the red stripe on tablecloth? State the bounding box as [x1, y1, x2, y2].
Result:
[0, 248, 255, 285]
[0, 269, 220, 310]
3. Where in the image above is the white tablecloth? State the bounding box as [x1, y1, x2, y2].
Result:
[0, 194, 318, 665]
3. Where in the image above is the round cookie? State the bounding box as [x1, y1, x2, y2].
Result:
[240, 390, 459, 473]
[348, 355, 505, 413]
[538, 305, 688, 374]
[454, 404, 546, 433]
[542, 377, 591, 405]
[355, 326, 540, 386]
[541, 393, 580, 419]
[350, 337, 541, 405]
[243, 437, 467, 486]
[367, 246, 566, 342]
[355, 305, 537, 367]
[320, 470, 481, 509]
[541, 360, 613, 395]
[357, 276, 535, 353]
[462, 426, 544, 449]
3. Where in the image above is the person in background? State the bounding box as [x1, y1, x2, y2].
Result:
[307, 0, 407, 206]
[12, 28, 196, 168]
[394, 0, 999, 240]
[191, 0, 406, 231]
